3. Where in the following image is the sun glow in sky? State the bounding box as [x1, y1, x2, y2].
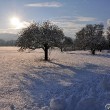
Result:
[10, 16, 23, 29]
[10, 17, 20, 26]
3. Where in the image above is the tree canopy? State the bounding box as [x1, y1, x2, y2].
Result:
[16, 21, 64, 60]
[75, 24, 105, 54]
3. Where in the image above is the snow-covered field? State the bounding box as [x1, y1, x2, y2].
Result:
[0, 47, 110, 110]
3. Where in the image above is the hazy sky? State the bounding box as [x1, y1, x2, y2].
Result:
[0, 0, 110, 38]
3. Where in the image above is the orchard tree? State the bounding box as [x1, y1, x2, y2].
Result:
[75, 24, 104, 54]
[86, 24, 104, 54]
[16, 21, 64, 61]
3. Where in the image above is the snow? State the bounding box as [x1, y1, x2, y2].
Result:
[0, 47, 110, 110]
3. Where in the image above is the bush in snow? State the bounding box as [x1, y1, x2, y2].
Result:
[50, 97, 66, 110]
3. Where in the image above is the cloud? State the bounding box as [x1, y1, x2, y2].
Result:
[76, 16, 96, 22]
[0, 21, 30, 34]
[51, 18, 85, 38]
[50, 16, 97, 38]
[25, 2, 62, 8]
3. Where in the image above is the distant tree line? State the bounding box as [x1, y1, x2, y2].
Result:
[0, 39, 16, 46]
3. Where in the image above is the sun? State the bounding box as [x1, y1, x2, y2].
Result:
[10, 17, 23, 29]
[11, 17, 20, 25]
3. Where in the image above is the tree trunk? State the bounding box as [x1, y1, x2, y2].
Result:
[44, 44, 48, 61]
[109, 43, 110, 50]
[61, 47, 63, 52]
[99, 49, 102, 52]
[91, 49, 95, 55]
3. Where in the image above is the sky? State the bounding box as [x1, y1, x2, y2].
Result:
[0, 0, 110, 38]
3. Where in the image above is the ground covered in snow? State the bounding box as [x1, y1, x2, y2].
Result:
[0, 47, 110, 110]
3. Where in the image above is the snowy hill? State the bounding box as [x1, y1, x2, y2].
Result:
[0, 47, 110, 110]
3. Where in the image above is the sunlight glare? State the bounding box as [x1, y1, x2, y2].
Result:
[10, 17, 23, 29]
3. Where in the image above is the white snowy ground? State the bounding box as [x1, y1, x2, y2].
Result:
[0, 47, 110, 110]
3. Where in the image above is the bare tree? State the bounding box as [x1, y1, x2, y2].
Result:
[16, 21, 64, 61]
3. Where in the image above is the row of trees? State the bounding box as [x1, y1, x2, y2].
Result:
[0, 39, 16, 46]
[74, 24, 110, 54]
[16, 21, 110, 60]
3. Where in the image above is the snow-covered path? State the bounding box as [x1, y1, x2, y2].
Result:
[0, 47, 110, 110]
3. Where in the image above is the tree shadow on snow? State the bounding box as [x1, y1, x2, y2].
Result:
[11, 61, 110, 109]
[67, 51, 110, 58]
